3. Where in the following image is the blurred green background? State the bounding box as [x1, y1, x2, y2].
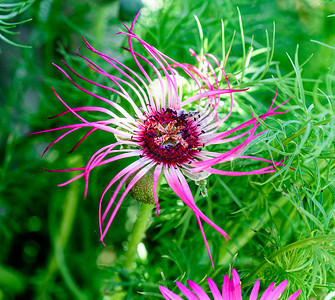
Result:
[0, 0, 335, 299]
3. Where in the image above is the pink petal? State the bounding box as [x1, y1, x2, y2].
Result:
[270, 280, 288, 299]
[231, 269, 242, 300]
[207, 277, 223, 300]
[287, 290, 302, 300]
[222, 274, 230, 300]
[42, 127, 78, 156]
[152, 163, 163, 216]
[187, 280, 211, 300]
[100, 160, 155, 242]
[176, 281, 199, 300]
[164, 166, 230, 267]
[249, 280, 260, 300]
[159, 286, 184, 300]
[52, 63, 134, 120]
[260, 282, 275, 300]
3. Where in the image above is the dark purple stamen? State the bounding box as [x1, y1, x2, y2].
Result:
[138, 109, 202, 165]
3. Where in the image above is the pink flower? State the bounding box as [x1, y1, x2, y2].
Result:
[159, 268, 302, 300]
[32, 12, 291, 266]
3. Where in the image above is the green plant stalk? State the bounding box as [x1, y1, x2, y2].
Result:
[105, 203, 154, 300]
[124, 203, 154, 271]
[122, 168, 163, 271]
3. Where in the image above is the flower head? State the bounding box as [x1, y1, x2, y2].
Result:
[159, 268, 303, 300]
[32, 12, 291, 266]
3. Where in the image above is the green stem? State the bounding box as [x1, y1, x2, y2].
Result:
[249, 234, 335, 278]
[104, 203, 154, 300]
[124, 203, 154, 271]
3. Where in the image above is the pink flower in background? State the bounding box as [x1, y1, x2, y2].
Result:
[32, 12, 291, 266]
[159, 268, 302, 300]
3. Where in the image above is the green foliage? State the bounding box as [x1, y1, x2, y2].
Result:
[1, 0, 335, 299]
[0, 0, 33, 48]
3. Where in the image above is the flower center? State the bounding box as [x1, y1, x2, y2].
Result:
[138, 109, 201, 165]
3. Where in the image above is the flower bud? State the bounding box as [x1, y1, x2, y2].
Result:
[126, 168, 162, 204]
